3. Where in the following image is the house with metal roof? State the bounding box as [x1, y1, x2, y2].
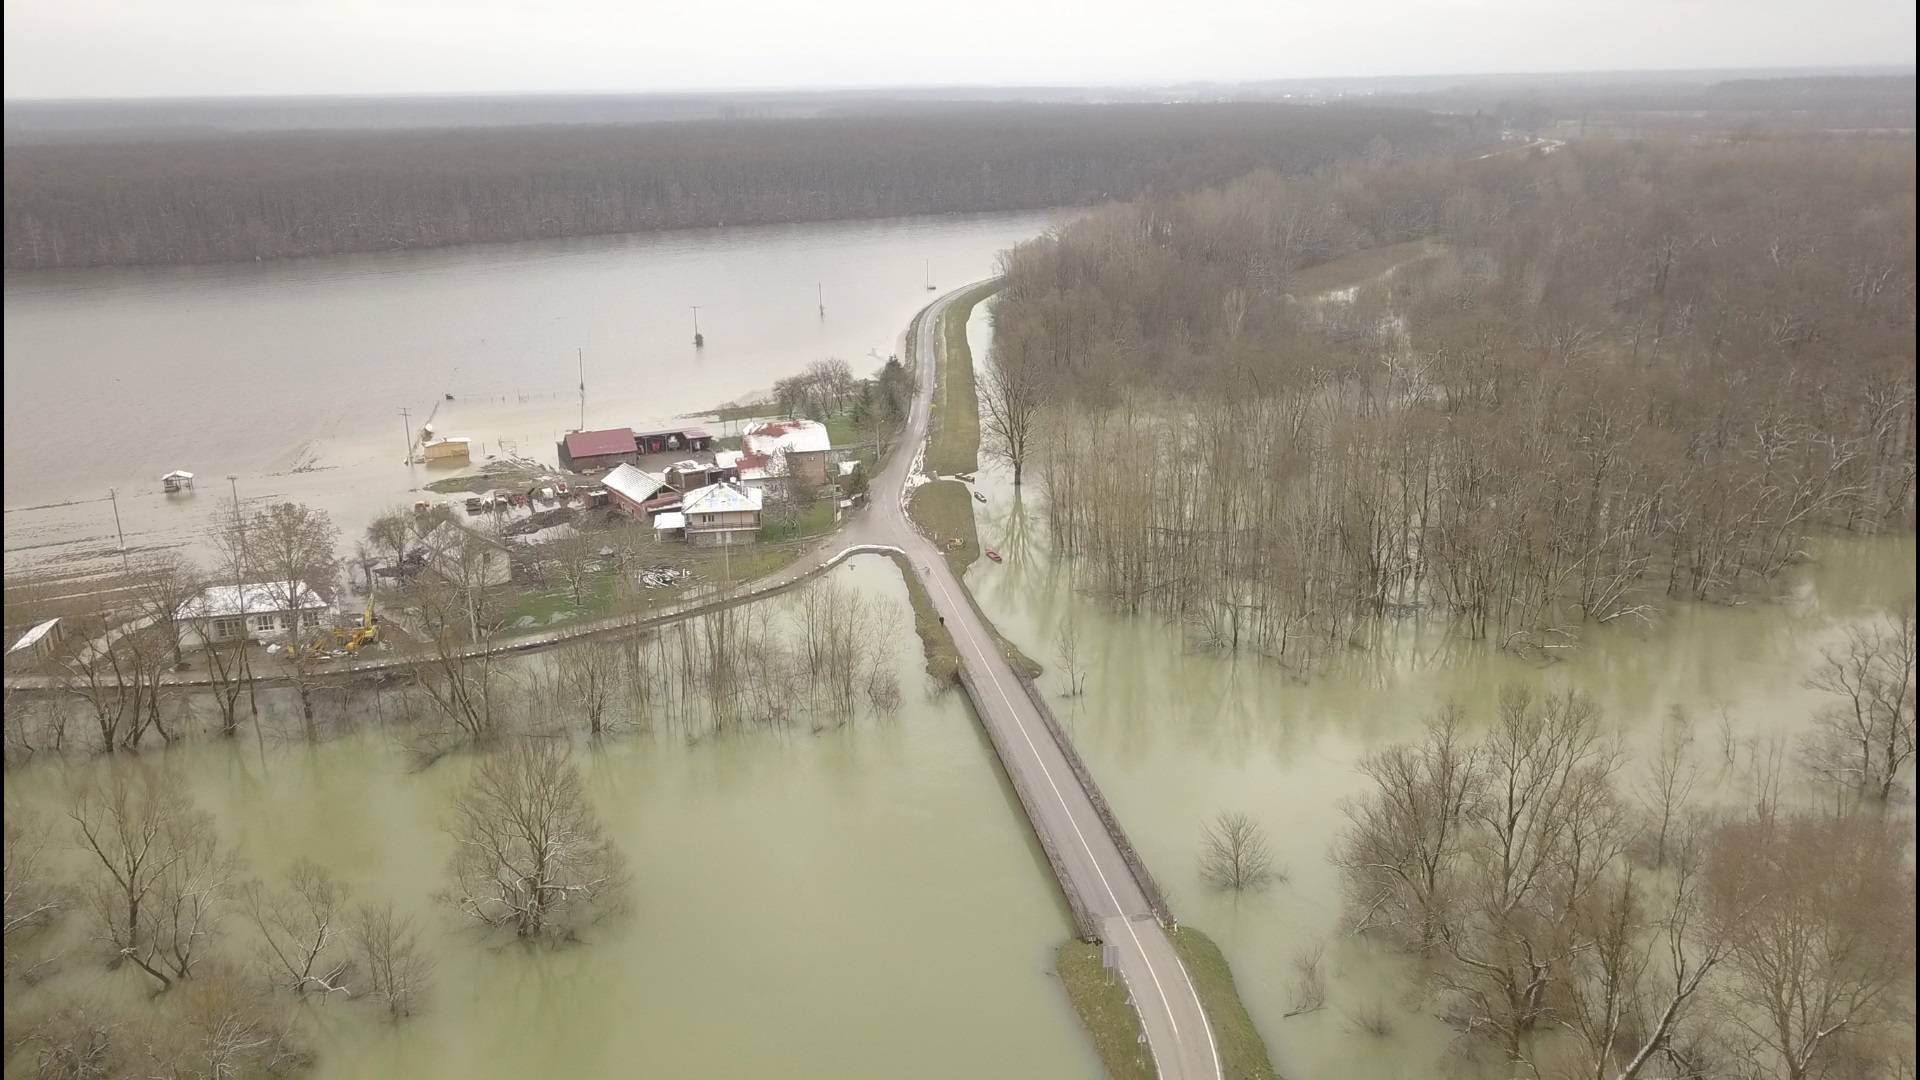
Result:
[175, 582, 334, 651]
[680, 481, 764, 546]
[557, 427, 640, 472]
[602, 463, 677, 517]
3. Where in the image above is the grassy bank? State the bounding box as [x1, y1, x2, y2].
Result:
[887, 552, 961, 682]
[926, 279, 1000, 477]
[1059, 928, 1278, 1080]
[910, 480, 981, 575]
[1167, 927, 1280, 1080]
[1056, 940, 1156, 1080]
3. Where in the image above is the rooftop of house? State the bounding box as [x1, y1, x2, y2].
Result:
[6, 618, 61, 655]
[743, 418, 831, 455]
[634, 425, 713, 441]
[682, 480, 764, 516]
[177, 583, 329, 620]
[601, 463, 670, 504]
[563, 427, 637, 459]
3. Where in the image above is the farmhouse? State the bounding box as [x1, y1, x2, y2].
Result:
[742, 419, 832, 488]
[681, 481, 764, 547]
[602, 463, 677, 517]
[175, 582, 333, 651]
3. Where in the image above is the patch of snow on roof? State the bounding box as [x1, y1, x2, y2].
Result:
[743, 418, 831, 455]
[602, 463, 668, 504]
[682, 481, 764, 515]
[178, 583, 329, 620]
[7, 618, 61, 654]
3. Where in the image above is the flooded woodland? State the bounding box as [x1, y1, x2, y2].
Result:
[6, 159, 1917, 1077]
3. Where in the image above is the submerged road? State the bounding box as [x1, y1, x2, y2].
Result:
[853, 285, 1222, 1080]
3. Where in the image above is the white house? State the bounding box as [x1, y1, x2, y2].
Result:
[680, 481, 764, 546]
[175, 582, 333, 651]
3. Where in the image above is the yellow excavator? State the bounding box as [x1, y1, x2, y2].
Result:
[307, 598, 379, 658]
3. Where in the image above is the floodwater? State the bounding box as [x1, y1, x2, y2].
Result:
[959, 296, 1919, 1078]
[3, 557, 1101, 1079]
[2, 210, 1063, 580]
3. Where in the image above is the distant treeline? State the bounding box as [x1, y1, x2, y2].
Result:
[2, 104, 1464, 270]
[1387, 73, 1916, 135]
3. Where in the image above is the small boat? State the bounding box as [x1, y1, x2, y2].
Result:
[973, 491, 987, 503]
[985, 549, 1002, 563]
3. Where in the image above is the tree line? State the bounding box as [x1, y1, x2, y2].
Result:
[2, 104, 1464, 269]
[985, 135, 1915, 668]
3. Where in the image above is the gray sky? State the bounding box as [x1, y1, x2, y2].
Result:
[4, 0, 1914, 99]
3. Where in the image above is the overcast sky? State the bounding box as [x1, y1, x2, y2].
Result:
[4, 0, 1915, 100]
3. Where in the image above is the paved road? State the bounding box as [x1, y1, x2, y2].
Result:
[866, 286, 1222, 1080]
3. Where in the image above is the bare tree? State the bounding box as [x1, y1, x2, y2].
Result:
[67, 764, 239, 991]
[1056, 614, 1087, 696]
[352, 900, 432, 1020]
[555, 638, 624, 737]
[402, 569, 509, 747]
[4, 806, 64, 979]
[1435, 686, 1621, 1067]
[1802, 602, 1917, 802]
[1335, 706, 1479, 950]
[1639, 705, 1700, 867]
[243, 502, 340, 741]
[128, 553, 204, 672]
[1559, 819, 1727, 1080]
[139, 960, 305, 1077]
[240, 859, 351, 996]
[980, 342, 1047, 486]
[1200, 811, 1277, 891]
[1284, 944, 1326, 1018]
[442, 739, 625, 939]
[1706, 810, 1917, 1080]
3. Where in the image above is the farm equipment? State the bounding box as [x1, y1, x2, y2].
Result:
[306, 598, 380, 659]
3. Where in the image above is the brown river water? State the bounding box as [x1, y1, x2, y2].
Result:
[2, 210, 1063, 582]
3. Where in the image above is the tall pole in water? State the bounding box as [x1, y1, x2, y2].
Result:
[107, 487, 130, 574]
[399, 408, 413, 464]
[817, 282, 825, 318]
[690, 306, 704, 348]
[577, 348, 586, 429]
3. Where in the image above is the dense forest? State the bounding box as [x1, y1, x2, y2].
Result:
[1, 104, 1464, 270]
[987, 135, 1916, 667]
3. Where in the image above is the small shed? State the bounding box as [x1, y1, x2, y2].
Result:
[423, 437, 472, 465]
[161, 470, 195, 494]
[652, 511, 687, 539]
[5, 618, 65, 662]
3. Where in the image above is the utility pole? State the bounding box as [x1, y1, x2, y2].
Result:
[690, 306, 704, 348]
[399, 408, 413, 464]
[107, 487, 131, 574]
[817, 282, 825, 318]
[577, 348, 586, 430]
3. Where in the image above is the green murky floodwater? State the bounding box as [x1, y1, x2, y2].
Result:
[963, 293, 1919, 1080]
[5, 557, 1101, 1079]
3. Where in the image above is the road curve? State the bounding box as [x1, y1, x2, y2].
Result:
[864, 285, 1222, 1080]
